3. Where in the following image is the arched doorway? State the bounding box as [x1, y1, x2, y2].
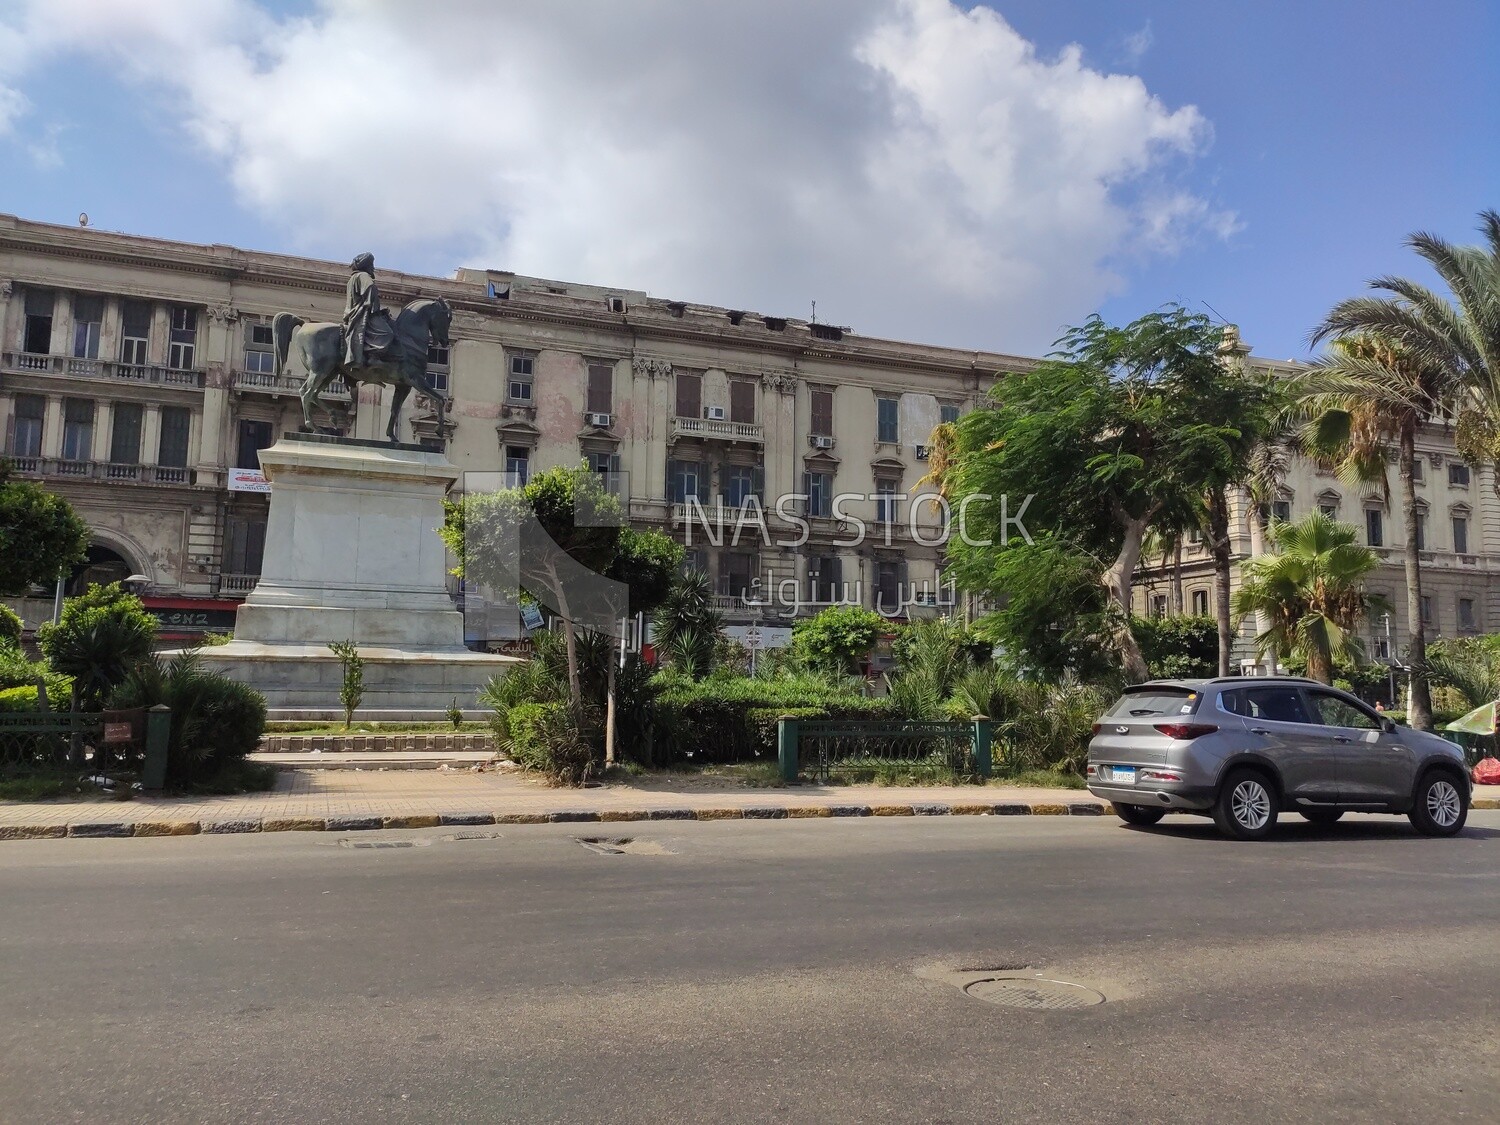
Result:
[67, 544, 135, 596]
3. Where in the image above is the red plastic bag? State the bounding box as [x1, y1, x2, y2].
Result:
[1472, 757, 1500, 786]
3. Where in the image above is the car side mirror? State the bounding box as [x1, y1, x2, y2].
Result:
[1381, 718, 1396, 733]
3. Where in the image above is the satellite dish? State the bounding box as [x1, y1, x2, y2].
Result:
[78, 212, 89, 227]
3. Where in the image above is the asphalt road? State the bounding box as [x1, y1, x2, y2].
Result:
[2, 811, 1498, 1124]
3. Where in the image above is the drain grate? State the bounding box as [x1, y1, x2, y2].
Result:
[341, 840, 417, 850]
[963, 976, 1105, 1010]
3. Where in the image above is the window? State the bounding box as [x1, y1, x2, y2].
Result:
[1191, 589, 1209, 615]
[875, 477, 899, 525]
[723, 464, 761, 508]
[1318, 501, 1338, 519]
[876, 396, 898, 443]
[224, 514, 267, 576]
[235, 419, 273, 471]
[586, 362, 613, 416]
[681, 548, 707, 578]
[504, 445, 530, 485]
[1374, 637, 1391, 660]
[1421, 595, 1433, 625]
[159, 407, 191, 468]
[1149, 594, 1168, 618]
[874, 558, 904, 613]
[805, 470, 832, 518]
[1453, 515, 1470, 555]
[586, 450, 620, 477]
[668, 459, 705, 504]
[1410, 458, 1424, 483]
[244, 321, 276, 375]
[940, 403, 961, 426]
[72, 294, 103, 359]
[1188, 527, 1202, 545]
[1459, 597, 1478, 633]
[1307, 691, 1380, 731]
[1449, 463, 1471, 488]
[10, 394, 45, 457]
[507, 351, 535, 403]
[729, 380, 755, 424]
[674, 371, 701, 419]
[109, 402, 143, 464]
[1365, 509, 1383, 547]
[168, 306, 197, 369]
[1271, 500, 1292, 523]
[808, 555, 841, 603]
[810, 388, 834, 436]
[425, 345, 450, 395]
[61, 398, 94, 461]
[23, 288, 54, 354]
[719, 551, 756, 599]
[120, 300, 151, 367]
[1219, 686, 1313, 725]
[1415, 510, 1427, 551]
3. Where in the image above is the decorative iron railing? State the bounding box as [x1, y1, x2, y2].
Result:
[777, 717, 993, 783]
[0, 708, 168, 787]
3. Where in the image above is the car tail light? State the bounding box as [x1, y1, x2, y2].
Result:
[1091, 723, 1102, 735]
[1152, 722, 1217, 741]
[1139, 768, 1184, 783]
[1086, 763, 1098, 777]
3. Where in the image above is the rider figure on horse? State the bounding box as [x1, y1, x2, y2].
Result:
[343, 252, 395, 369]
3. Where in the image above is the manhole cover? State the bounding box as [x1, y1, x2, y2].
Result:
[963, 976, 1105, 1010]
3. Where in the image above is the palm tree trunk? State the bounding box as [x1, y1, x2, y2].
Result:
[1305, 639, 1335, 685]
[1246, 497, 1272, 665]
[1171, 540, 1184, 615]
[1208, 489, 1233, 676]
[1399, 424, 1433, 727]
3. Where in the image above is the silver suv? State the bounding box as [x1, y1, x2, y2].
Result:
[1087, 677, 1471, 840]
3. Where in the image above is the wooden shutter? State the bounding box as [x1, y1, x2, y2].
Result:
[730, 380, 755, 424]
[587, 364, 613, 414]
[810, 389, 833, 435]
[675, 373, 701, 418]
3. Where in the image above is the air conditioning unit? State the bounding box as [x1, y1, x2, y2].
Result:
[914, 445, 930, 461]
[585, 412, 612, 428]
[912, 590, 938, 606]
[809, 435, 834, 450]
[704, 406, 727, 421]
[607, 296, 625, 313]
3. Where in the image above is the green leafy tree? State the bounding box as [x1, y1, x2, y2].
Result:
[442, 466, 681, 705]
[1231, 513, 1389, 684]
[328, 640, 364, 730]
[0, 465, 90, 596]
[944, 308, 1260, 681]
[1132, 614, 1218, 679]
[36, 583, 158, 710]
[791, 605, 883, 675]
[0, 604, 23, 649]
[1297, 333, 1453, 729]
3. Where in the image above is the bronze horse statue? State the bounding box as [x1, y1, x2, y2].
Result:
[272, 297, 452, 443]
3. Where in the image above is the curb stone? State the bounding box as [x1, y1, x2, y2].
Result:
[202, 819, 262, 835]
[67, 822, 132, 838]
[263, 818, 325, 833]
[326, 816, 383, 832]
[827, 805, 872, 817]
[742, 807, 788, 820]
[439, 813, 496, 826]
[646, 808, 695, 821]
[133, 821, 201, 837]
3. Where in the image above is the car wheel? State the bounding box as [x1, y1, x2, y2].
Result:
[1408, 772, 1468, 837]
[1298, 808, 1344, 825]
[1212, 769, 1278, 840]
[1112, 802, 1166, 826]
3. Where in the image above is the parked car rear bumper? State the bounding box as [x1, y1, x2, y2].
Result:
[1088, 783, 1215, 810]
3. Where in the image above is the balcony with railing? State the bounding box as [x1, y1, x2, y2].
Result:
[5, 457, 199, 487]
[218, 573, 259, 595]
[3, 351, 206, 389]
[232, 369, 350, 398]
[671, 415, 764, 443]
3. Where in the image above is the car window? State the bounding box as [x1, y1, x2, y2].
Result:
[1231, 686, 1315, 725]
[1107, 689, 1198, 717]
[1307, 691, 1380, 730]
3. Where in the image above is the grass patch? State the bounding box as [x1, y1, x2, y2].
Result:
[987, 768, 1087, 790]
[180, 761, 279, 795]
[0, 770, 94, 802]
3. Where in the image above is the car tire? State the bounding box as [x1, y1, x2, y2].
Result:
[1212, 769, 1278, 840]
[1298, 808, 1344, 825]
[1112, 802, 1166, 826]
[1408, 772, 1468, 837]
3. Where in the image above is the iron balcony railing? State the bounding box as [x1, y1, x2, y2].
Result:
[4, 351, 206, 388]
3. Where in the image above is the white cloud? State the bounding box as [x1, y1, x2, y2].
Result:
[0, 0, 1237, 352]
[1121, 21, 1154, 65]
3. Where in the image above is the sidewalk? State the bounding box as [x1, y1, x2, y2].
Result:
[3, 770, 1496, 841]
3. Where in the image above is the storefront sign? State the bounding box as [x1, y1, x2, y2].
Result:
[228, 468, 270, 493]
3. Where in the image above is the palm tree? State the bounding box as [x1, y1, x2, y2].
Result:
[1231, 513, 1389, 685]
[651, 569, 723, 679]
[1313, 210, 1500, 489]
[1295, 334, 1453, 727]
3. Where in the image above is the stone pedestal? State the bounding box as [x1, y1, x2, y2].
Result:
[197, 435, 516, 719]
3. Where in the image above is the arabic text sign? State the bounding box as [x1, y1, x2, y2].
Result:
[103, 722, 134, 744]
[228, 468, 270, 493]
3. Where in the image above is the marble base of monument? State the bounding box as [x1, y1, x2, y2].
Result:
[193, 434, 517, 719]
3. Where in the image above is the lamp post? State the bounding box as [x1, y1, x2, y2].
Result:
[1381, 612, 1396, 707]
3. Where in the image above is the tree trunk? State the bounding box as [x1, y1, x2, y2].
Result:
[1245, 494, 1272, 668]
[1171, 540, 1184, 615]
[551, 562, 582, 707]
[1305, 638, 1335, 685]
[1208, 488, 1234, 677]
[1102, 512, 1151, 682]
[1399, 424, 1433, 728]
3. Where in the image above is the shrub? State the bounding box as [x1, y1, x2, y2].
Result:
[791, 605, 883, 674]
[0, 604, 23, 649]
[951, 667, 1109, 774]
[502, 700, 601, 785]
[1132, 614, 1217, 679]
[37, 583, 157, 710]
[109, 650, 268, 786]
[0, 647, 70, 705]
[328, 640, 364, 729]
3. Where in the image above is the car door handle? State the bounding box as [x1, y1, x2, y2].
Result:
[1333, 736, 1353, 743]
[1249, 728, 1271, 736]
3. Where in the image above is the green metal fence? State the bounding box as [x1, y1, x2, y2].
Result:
[0, 706, 171, 788]
[777, 716, 992, 784]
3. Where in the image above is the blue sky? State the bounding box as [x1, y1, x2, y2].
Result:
[0, 0, 1493, 361]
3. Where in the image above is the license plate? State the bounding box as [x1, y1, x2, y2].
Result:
[1108, 766, 1136, 785]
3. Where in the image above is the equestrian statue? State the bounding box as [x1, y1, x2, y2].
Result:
[272, 252, 452, 443]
